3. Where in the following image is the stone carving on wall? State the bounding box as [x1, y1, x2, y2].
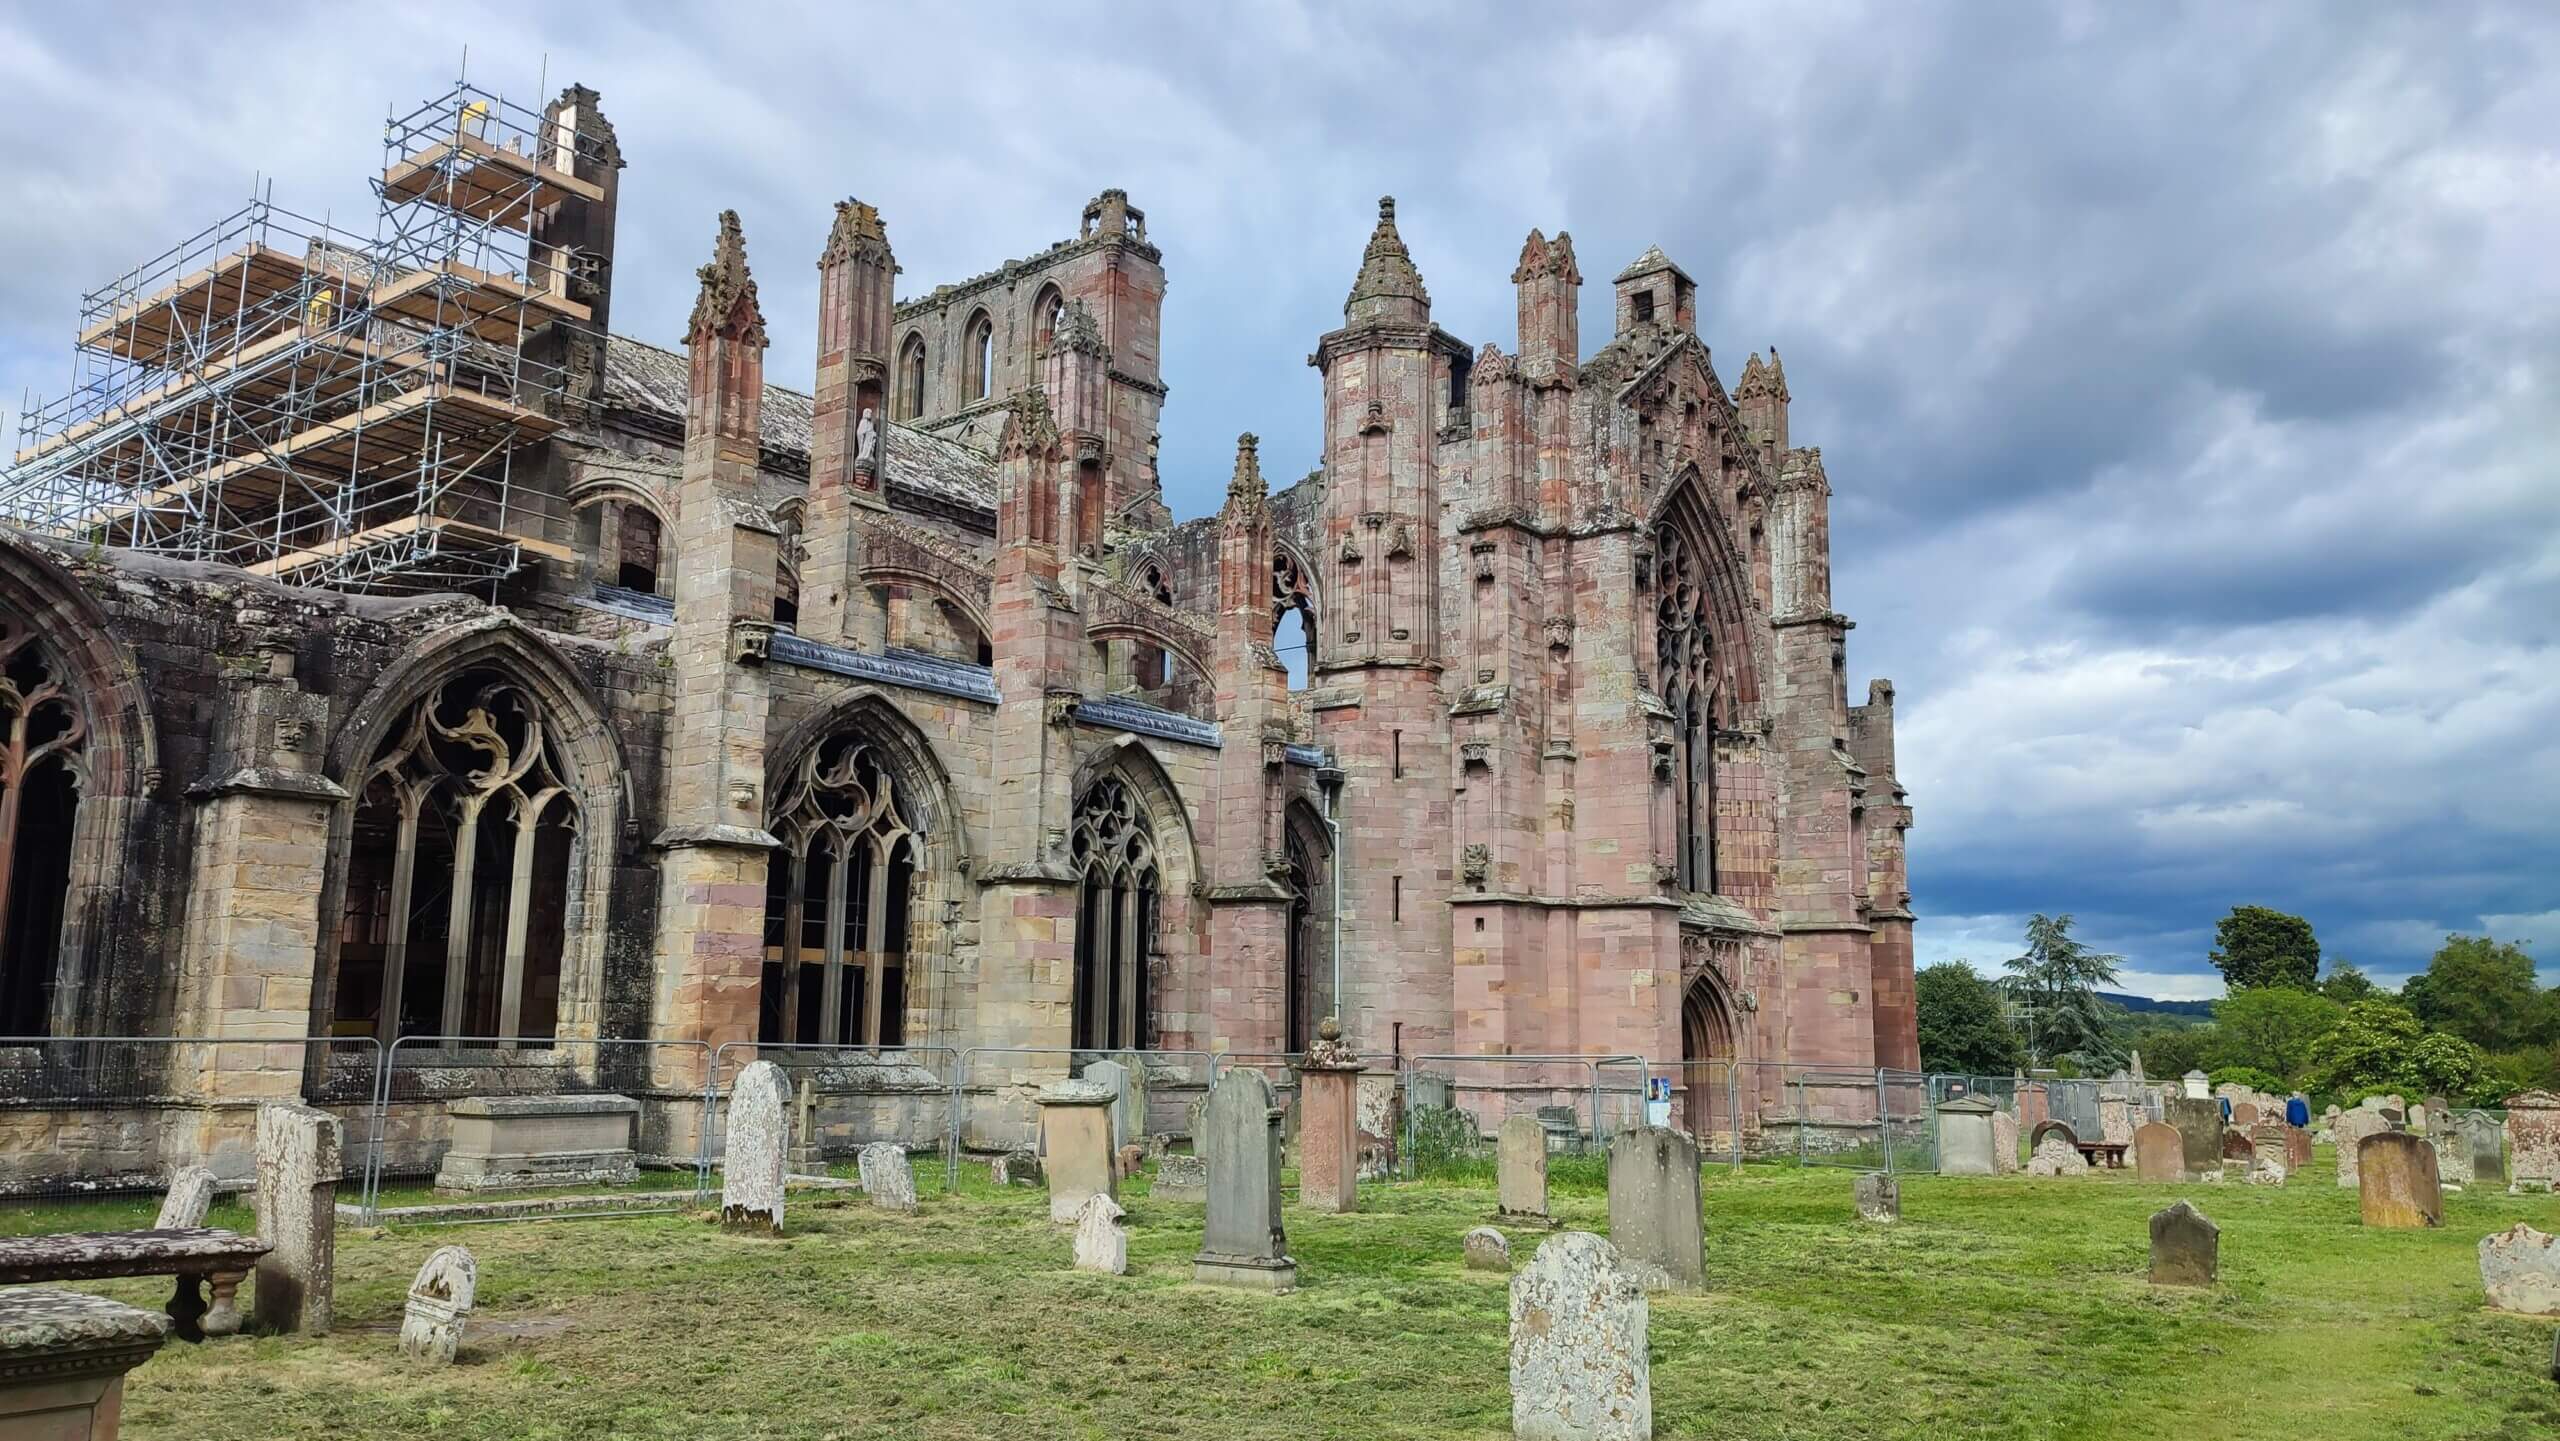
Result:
[1461, 844, 1490, 889]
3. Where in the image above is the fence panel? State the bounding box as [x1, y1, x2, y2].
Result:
[702, 1041, 959, 1192]
[0, 1035, 381, 1229]
[951, 1048, 1221, 1177]
[361, 1034, 714, 1222]
[1397, 1054, 1630, 1181]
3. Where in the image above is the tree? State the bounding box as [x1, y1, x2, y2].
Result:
[2126, 1023, 2213, 1080]
[2208, 906, 2320, 991]
[2319, 960, 2382, 1005]
[1915, 962, 2027, 1075]
[2002, 914, 2124, 1068]
[2207, 1065, 2284, 1095]
[2305, 1000, 2485, 1101]
[2401, 935, 2554, 1052]
[2207, 986, 2343, 1085]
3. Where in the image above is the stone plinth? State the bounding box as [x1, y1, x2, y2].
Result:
[253, 1102, 340, 1335]
[434, 1094, 639, 1193]
[1936, 1098, 1999, 1177]
[2506, 1091, 2560, 1193]
[1296, 1060, 1362, 1215]
[2357, 1133, 2443, 1228]
[0, 1289, 169, 1441]
[1605, 1126, 1704, 1292]
[1194, 1069, 1294, 1291]
[719, 1061, 790, 1233]
[2149, 1200, 2217, 1287]
[2478, 1223, 2560, 1315]
[1038, 1079, 1118, 1224]
[1499, 1112, 1551, 1221]
[1510, 1233, 1650, 1441]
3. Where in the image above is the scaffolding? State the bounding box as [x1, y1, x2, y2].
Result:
[1, 77, 605, 592]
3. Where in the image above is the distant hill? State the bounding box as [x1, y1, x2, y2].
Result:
[2099, 991, 2216, 1020]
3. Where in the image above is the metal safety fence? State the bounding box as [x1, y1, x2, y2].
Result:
[951, 1047, 1222, 1180]
[703, 1041, 960, 1191]
[1396, 1054, 1647, 1180]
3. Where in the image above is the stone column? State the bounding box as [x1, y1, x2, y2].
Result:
[0, 1290, 169, 1441]
[1295, 1021, 1363, 1214]
[1037, 1079, 1117, 1224]
[252, 1102, 341, 1335]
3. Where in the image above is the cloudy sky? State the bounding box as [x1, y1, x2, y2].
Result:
[4, 3, 2554, 999]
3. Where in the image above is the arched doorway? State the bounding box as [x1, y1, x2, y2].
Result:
[1680, 964, 1739, 1142]
[1281, 803, 1334, 1054]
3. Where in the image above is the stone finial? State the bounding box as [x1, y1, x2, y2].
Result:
[1225, 433, 1266, 509]
[1302, 1014, 1359, 1069]
[1344, 194, 1430, 316]
[1050, 298, 1109, 358]
[688, 210, 766, 346]
[821, 198, 890, 264]
[1511, 227, 1583, 285]
[998, 386, 1060, 460]
[1472, 341, 1518, 387]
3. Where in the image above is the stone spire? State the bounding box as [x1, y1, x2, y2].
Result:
[820, 198, 890, 265]
[1344, 196, 1430, 324]
[1511, 228, 1581, 285]
[1224, 433, 1266, 516]
[1050, 298, 1110, 358]
[688, 210, 765, 345]
[999, 386, 1060, 462]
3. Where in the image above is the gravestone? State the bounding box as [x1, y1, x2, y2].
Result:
[2231, 1101, 2259, 1128]
[2357, 1133, 2443, 1228]
[1509, 1233, 1651, 1441]
[397, 1245, 476, 1364]
[155, 1166, 218, 1231]
[2285, 1126, 2313, 1171]
[1114, 1053, 1152, 1151]
[1499, 1112, 1551, 1221]
[1408, 1072, 1454, 1113]
[2333, 1107, 2389, 1187]
[2133, 1122, 2183, 1182]
[1072, 1193, 1128, 1276]
[1116, 1143, 1145, 1180]
[858, 1142, 916, 1213]
[2220, 1128, 2254, 1165]
[2181, 1070, 2210, 1099]
[1296, 1024, 1363, 1214]
[2148, 1200, 2217, 1287]
[1084, 1059, 1133, 1150]
[1038, 1078, 1119, 1223]
[434, 1094, 638, 1192]
[2027, 1119, 2077, 1152]
[2165, 1098, 2223, 1179]
[992, 1148, 1041, 1188]
[2464, 1111, 2506, 1185]
[1193, 1068, 1295, 1290]
[1935, 1097, 2000, 1177]
[2098, 1095, 2136, 1147]
[2434, 1118, 2475, 1188]
[719, 1060, 791, 1233]
[1605, 1127, 1704, 1292]
[1465, 1226, 1512, 1271]
[2028, 1133, 2088, 1177]
[1854, 1173, 1899, 1223]
[788, 1078, 821, 1173]
[2506, 1090, 2560, 1193]
[252, 1101, 340, 1335]
[1991, 1109, 2021, 1175]
[2248, 1123, 2289, 1185]
[1152, 1153, 1208, 1203]
[2478, 1223, 2560, 1316]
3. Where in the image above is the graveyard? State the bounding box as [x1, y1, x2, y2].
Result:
[7, 1144, 2555, 1441]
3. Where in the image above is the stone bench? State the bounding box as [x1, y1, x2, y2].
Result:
[0, 1228, 272, 1343]
[0, 1288, 170, 1439]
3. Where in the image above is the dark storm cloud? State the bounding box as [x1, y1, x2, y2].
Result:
[3, 1, 2553, 994]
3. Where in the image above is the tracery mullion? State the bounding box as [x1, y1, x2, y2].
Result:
[1114, 874, 1139, 1049]
[776, 829, 810, 1044]
[817, 832, 852, 1047]
[439, 792, 489, 1044]
[375, 782, 426, 1040]
[495, 788, 561, 1047]
[861, 832, 890, 1047]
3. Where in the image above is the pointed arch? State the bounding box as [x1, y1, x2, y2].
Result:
[1281, 797, 1335, 1053]
[316, 615, 629, 1044]
[1065, 736, 1203, 1054]
[1068, 735, 1201, 897]
[1030, 283, 1066, 361]
[1680, 956, 1741, 1139]
[895, 332, 929, 420]
[963, 308, 996, 402]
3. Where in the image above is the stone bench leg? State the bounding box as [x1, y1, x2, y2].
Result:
[165, 1270, 247, 1342]
[202, 1271, 247, 1338]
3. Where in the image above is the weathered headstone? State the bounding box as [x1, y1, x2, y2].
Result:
[992, 1147, 1041, 1188]
[1296, 1023, 1363, 1214]
[2220, 1128, 2255, 1166]
[2133, 1122, 2183, 1182]
[2333, 1107, 2389, 1187]
[1083, 1059, 1133, 1150]
[2098, 1095, 2136, 1146]
[1194, 1068, 1294, 1290]
[1991, 1109, 2021, 1175]
[2478, 1223, 2560, 1316]
[396, 1245, 476, 1364]
[1407, 1071, 1454, 1113]
[1153, 1153, 1208, 1202]
[2463, 1110, 2505, 1185]
[2028, 1133, 2089, 1177]
[2231, 1101, 2259, 1128]
[2434, 1118, 2475, 1188]
[252, 1101, 340, 1335]
[2285, 1125, 2313, 1171]
[1038, 1077, 1119, 1223]
[1935, 1097, 2000, 1177]
[1606, 1127, 1705, 1293]
[2357, 1133, 2443, 1228]
[1464, 1226, 1512, 1271]
[1854, 1173, 1899, 1223]
[1116, 1143, 1145, 1180]
[1499, 1112, 1551, 1221]
[154, 1165, 218, 1231]
[719, 1059, 791, 1232]
[2148, 1200, 2217, 1287]
[2027, 1119, 2077, 1152]
[1114, 1053, 1152, 1151]
[2165, 1098, 2222, 1180]
[2248, 1123, 2288, 1185]
[1072, 1193, 1128, 1275]
[858, 1142, 916, 1213]
[1509, 1233, 1650, 1441]
[2506, 1090, 2560, 1193]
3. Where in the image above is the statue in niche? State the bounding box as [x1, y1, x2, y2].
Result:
[855, 407, 880, 470]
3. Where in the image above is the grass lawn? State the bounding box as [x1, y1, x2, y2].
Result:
[13, 1152, 2559, 1440]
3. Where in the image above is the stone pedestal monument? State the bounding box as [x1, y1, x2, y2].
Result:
[1295, 1019, 1363, 1214]
[252, 1102, 340, 1335]
[1038, 1078, 1119, 1224]
[0, 1289, 169, 1441]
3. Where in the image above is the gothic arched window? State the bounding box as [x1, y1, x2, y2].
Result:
[965, 311, 995, 403]
[896, 334, 927, 420]
[1033, 285, 1065, 359]
[762, 735, 916, 1047]
[1071, 777, 1156, 1052]
[335, 670, 579, 1043]
[0, 613, 88, 1036]
[1273, 548, 1316, 689]
[1655, 515, 1719, 892]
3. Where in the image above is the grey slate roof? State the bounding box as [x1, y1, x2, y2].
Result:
[600, 335, 997, 514]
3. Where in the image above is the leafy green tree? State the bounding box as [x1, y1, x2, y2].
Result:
[2306, 1000, 2487, 1101]
[2207, 1064, 2284, 1094]
[2002, 914, 2124, 1068]
[2208, 906, 2320, 991]
[2127, 1023, 2212, 1080]
[2401, 935, 2555, 1052]
[2207, 986, 2343, 1085]
[1915, 962, 2028, 1076]
[2319, 961, 2382, 1005]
